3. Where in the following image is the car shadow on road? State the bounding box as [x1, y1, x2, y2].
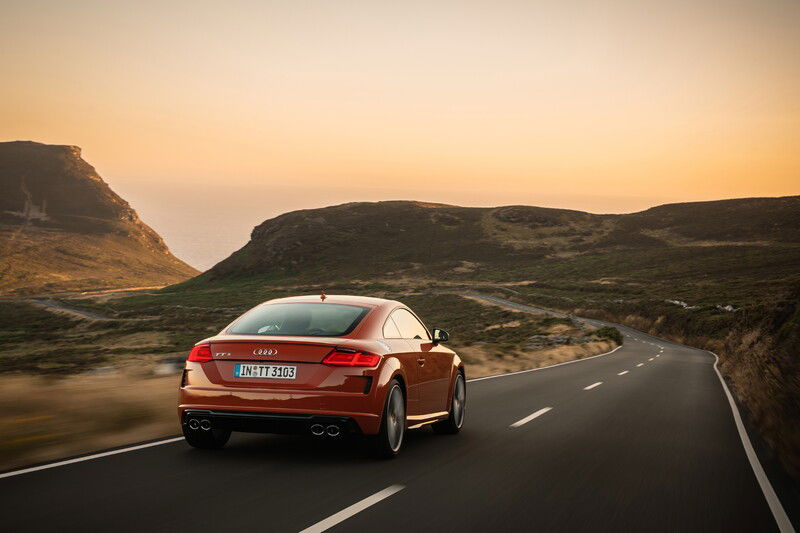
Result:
[178, 427, 474, 468]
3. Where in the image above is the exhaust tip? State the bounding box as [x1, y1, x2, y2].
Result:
[200, 419, 211, 431]
[310, 424, 325, 436]
[326, 425, 341, 437]
[188, 419, 200, 430]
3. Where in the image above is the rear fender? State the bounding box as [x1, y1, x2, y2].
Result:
[444, 354, 465, 411]
[375, 357, 409, 406]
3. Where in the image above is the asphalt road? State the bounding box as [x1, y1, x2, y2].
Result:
[29, 298, 112, 321]
[0, 296, 794, 532]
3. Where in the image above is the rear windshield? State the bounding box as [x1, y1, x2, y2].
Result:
[227, 303, 370, 337]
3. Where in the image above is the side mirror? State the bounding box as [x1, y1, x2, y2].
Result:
[432, 328, 449, 344]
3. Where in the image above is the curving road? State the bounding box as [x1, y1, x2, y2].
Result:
[29, 298, 112, 321]
[0, 296, 794, 532]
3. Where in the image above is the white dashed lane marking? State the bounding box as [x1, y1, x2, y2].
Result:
[299, 485, 405, 533]
[510, 407, 553, 428]
[584, 382, 603, 390]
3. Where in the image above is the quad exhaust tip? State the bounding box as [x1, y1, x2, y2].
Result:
[188, 419, 200, 430]
[200, 419, 211, 431]
[326, 425, 341, 437]
[310, 424, 325, 436]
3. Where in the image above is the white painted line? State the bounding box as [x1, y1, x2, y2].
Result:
[510, 407, 553, 428]
[709, 352, 794, 533]
[656, 354, 660, 358]
[636, 363, 644, 367]
[618, 371, 629, 376]
[648, 357, 654, 361]
[299, 485, 405, 533]
[584, 382, 603, 390]
[0, 437, 185, 480]
[469, 345, 622, 383]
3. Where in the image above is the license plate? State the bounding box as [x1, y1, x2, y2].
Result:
[234, 364, 297, 380]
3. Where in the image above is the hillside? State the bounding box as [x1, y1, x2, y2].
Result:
[0, 141, 198, 294]
[198, 198, 800, 304]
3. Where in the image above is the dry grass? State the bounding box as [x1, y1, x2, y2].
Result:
[458, 340, 615, 378]
[0, 373, 181, 471]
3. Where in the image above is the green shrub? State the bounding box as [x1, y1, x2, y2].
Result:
[595, 326, 623, 345]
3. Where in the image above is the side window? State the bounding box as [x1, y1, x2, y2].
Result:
[390, 309, 430, 340]
[382, 316, 402, 338]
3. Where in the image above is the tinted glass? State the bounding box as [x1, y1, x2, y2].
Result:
[229, 303, 370, 336]
[391, 308, 430, 340]
[382, 316, 402, 338]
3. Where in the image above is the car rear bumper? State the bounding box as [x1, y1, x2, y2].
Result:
[179, 386, 382, 434]
[182, 409, 362, 436]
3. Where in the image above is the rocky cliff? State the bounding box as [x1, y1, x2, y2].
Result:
[0, 141, 198, 294]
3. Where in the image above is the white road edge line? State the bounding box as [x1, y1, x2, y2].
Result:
[583, 382, 603, 390]
[648, 357, 654, 361]
[618, 371, 629, 375]
[709, 352, 795, 533]
[510, 407, 553, 428]
[468, 345, 622, 383]
[0, 437, 185, 480]
[636, 363, 644, 367]
[299, 484, 405, 533]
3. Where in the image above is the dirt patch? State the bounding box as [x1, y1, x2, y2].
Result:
[461, 295, 526, 312]
[546, 323, 575, 335]
[483, 320, 522, 331]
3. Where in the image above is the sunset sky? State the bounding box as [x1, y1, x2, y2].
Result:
[2, 0, 798, 269]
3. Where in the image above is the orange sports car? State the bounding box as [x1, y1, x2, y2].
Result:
[179, 294, 465, 457]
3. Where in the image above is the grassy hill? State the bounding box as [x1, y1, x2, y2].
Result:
[193, 198, 800, 305]
[0, 141, 198, 294]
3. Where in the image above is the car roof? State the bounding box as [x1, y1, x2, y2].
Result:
[263, 294, 400, 308]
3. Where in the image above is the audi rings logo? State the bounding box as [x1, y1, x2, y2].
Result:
[253, 348, 278, 356]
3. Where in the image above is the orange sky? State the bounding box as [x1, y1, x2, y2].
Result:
[1, 1, 798, 268]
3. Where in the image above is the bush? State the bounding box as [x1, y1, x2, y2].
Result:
[595, 326, 623, 345]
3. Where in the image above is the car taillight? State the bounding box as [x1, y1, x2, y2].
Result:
[187, 344, 212, 363]
[323, 349, 381, 367]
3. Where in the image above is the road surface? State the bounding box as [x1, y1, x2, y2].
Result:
[0, 295, 794, 532]
[29, 298, 112, 321]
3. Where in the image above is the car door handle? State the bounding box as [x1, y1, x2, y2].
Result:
[417, 357, 426, 366]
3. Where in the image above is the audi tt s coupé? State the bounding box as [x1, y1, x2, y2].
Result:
[179, 294, 465, 457]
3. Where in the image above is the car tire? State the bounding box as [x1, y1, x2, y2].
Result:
[370, 380, 405, 459]
[433, 372, 466, 435]
[182, 424, 231, 449]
